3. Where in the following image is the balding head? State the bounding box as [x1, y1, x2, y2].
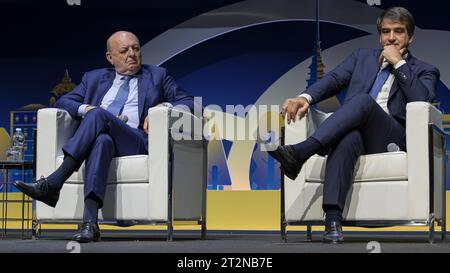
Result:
[106, 31, 140, 52]
[106, 31, 142, 75]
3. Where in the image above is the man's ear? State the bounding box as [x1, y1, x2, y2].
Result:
[106, 52, 113, 65]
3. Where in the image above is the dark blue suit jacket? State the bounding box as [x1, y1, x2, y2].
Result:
[56, 64, 194, 130]
[305, 48, 440, 122]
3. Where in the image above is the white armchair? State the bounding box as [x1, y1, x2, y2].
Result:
[281, 102, 446, 243]
[34, 106, 207, 241]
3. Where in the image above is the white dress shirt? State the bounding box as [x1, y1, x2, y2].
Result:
[78, 72, 140, 129]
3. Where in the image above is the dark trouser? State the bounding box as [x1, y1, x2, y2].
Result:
[61, 108, 147, 205]
[310, 93, 405, 210]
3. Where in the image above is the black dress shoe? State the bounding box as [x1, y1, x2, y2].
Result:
[267, 145, 303, 180]
[323, 221, 344, 244]
[13, 177, 60, 207]
[72, 221, 101, 243]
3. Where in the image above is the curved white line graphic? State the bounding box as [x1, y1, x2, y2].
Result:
[141, 0, 382, 65]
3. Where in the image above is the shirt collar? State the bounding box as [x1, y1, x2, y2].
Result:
[115, 72, 136, 81]
[115, 66, 143, 79]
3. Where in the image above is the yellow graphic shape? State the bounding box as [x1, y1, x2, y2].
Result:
[204, 107, 283, 190]
[0, 127, 11, 160]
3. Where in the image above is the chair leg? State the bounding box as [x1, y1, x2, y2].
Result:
[429, 213, 435, 244]
[167, 222, 174, 241]
[31, 221, 40, 240]
[201, 220, 207, 240]
[306, 225, 313, 242]
[281, 221, 287, 243]
[441, 192, 446, 242]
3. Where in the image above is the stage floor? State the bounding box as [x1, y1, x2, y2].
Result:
[0, 230, 449, 253]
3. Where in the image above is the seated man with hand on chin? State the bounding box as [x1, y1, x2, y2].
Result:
[268, 7, 439, 244]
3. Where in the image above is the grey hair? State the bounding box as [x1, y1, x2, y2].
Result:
[377, 7, 415, 36]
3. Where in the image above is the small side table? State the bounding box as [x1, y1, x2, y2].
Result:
[0, 160, 33, 239]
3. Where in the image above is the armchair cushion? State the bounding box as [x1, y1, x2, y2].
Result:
[305, 151, 408, 183]
[56, 154, 149, 184]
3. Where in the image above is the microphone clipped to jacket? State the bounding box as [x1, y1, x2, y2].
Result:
[387, 143, 400, 152]
[117, 115, 128, 123]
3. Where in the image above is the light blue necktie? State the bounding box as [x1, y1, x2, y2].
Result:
[369, 65, 391, 99]
[107, 75, 132, 116]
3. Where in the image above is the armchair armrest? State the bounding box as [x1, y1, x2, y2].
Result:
[406, 102, 443, 152]
[406, 102, 444, 220]
[147, 106, 206, 221]
[36, 108, 79, 179]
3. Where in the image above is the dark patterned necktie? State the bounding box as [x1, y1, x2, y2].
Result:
[369, 65, 391, 99]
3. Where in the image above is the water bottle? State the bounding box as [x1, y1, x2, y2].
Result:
[12, 128, 25, 161]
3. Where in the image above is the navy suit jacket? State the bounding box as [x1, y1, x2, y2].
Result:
[55, 64, 194, 130]
[305, 48, 440, 123]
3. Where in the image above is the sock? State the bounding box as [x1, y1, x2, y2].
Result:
[46, 155, 79, 191]
[290, 137, 322, 163]
[83, 194, 101, 223]
[324, 205, 343, 224]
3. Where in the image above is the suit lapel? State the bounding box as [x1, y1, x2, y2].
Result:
[365, 49, 383, 94]
[388, 77, 399, 101]
[136, 67, 153, 120]
[96, 70, 115, 105]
